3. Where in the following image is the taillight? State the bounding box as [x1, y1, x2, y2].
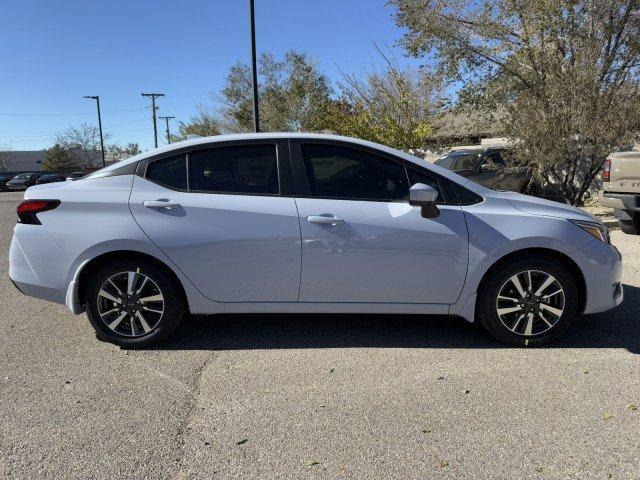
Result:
[603, 159, 611, 183]
[17, 199, 60, 225]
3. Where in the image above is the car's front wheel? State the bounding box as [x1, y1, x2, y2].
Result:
[85, 259, 185, 347]
[477, 256, 579, 346]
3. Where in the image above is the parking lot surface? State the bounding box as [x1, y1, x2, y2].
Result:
[1, 190, 639, 479]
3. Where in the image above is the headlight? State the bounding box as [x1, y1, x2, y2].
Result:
[571, 220, 610, 243]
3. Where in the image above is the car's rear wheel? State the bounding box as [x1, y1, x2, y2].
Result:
[85, 259, 185, 347]
[618, 214, 640, 235]
[477, 256, 578, 346]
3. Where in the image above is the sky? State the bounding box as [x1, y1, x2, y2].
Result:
[0, 0, 423, 152]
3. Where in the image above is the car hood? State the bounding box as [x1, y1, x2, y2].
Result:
[487, 190, 601, 224]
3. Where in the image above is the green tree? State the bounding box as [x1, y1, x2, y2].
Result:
[326, 47, 443, 150]
[172, 106, 222, 141]
[42, 144, 77, 171]
[217, 50, 333, 133]
[107, 143, 142, 164]
[390, 0, 640, 204]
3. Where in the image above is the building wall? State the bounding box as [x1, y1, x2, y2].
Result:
[1, 150, 103, 173]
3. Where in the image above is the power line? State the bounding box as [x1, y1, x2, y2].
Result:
[0, 106, 150, 117]
[140, 93, 164, 148]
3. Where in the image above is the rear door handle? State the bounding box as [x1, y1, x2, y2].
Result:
[307, 214, 346, 226]
[143, 200, 182, 210]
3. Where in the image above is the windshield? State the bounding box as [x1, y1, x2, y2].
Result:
[435, 151, 481, 171]
[14, 174, 32, 180]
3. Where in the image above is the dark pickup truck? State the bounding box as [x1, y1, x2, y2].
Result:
[434, 146, 565, 202]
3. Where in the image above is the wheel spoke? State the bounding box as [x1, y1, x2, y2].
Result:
[108, 311, 127, 330]
[538, 311, 553, 328]
[540, 303, 563, 317]
[497, 305, 523, 316]
[139, 294, 163, 303]
[126, 272, 137, 295]
[524, 312, 534, 336]
[527, 270, 533, 292]
[135, 276, 149, 295]
[99, 289, 121, 304]
[509, 274, 527, 298]
[142, 306, 163, 314]
[511, 313, 525, 332]
[99, 307, 119, 318]
[130, 315, 138, 336]
[534, 275, 555, 296]
[135, 311, 152, 333]
[108, 279, 123, 296]
[542, 288, 563, 299]
[498, 295, 520, 302]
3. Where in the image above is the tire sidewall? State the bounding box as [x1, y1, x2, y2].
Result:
[478, 256, 579, 347]
[85, 259, 184, 347]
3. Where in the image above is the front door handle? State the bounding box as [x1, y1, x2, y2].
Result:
[307, 214, 346, 226]
[143, 200, 182, 210]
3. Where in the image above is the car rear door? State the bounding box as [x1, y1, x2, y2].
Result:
[129, 140, 301, 302]
[290, 141, 469, 304]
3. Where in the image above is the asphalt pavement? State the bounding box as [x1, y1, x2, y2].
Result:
[1, 190, 639, 479]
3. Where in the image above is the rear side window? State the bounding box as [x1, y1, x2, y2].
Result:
[301, 144, 409, 201]
[189, 144, 279, 194]
[146, 154, 187, 190]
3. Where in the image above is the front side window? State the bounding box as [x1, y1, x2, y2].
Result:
[407, 169, 445, 203]
[301, 144, 409, 201]
[146, 154, 187, 190]
[189, 144, 279, 194]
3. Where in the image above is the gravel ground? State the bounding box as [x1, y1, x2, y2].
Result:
[1, 190, 639, 479]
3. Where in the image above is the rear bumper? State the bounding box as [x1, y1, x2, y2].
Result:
[599, 190, 640, 212]
[9, 224, 75, 305]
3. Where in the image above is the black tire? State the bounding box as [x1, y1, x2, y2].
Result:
[618, 215, 640, 235]
[477, 256, 579, 347]
[85, 259, 185, 347]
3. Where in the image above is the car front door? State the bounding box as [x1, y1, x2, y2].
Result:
[291, 142, 469, 304]
[129, 141, 301, 302]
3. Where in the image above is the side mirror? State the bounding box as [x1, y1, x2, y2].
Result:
[409, 183, 440, 219]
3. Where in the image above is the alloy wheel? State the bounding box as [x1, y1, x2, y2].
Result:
[96, 271, 164, 337]
[495, 269, 565, 336]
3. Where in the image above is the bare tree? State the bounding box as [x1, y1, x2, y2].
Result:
[54, 123, 110, 169]
[0, 143, 13, 172]
[391, 0, 640, 204]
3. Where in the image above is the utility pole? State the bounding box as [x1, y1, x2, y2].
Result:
[158, 116, 175, 144]
[248, 0, 260, 132]
[141, 92, 165, 148]
[83, 95, 106, 167]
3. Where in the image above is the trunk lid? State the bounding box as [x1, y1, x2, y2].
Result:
[605, 151, 640, 193]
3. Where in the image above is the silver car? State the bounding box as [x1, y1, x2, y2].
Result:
[9, 134, 622, 347]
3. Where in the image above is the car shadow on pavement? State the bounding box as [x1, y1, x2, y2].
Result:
[158, 284, 640, 353]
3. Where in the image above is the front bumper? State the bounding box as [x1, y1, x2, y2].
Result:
[599, 190, 640, 212]
[570, 238, 623, 314]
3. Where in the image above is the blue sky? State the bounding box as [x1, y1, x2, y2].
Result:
[0, 0, 422, 151]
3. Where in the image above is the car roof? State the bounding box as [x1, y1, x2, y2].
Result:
[94, 132, 487, 193]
